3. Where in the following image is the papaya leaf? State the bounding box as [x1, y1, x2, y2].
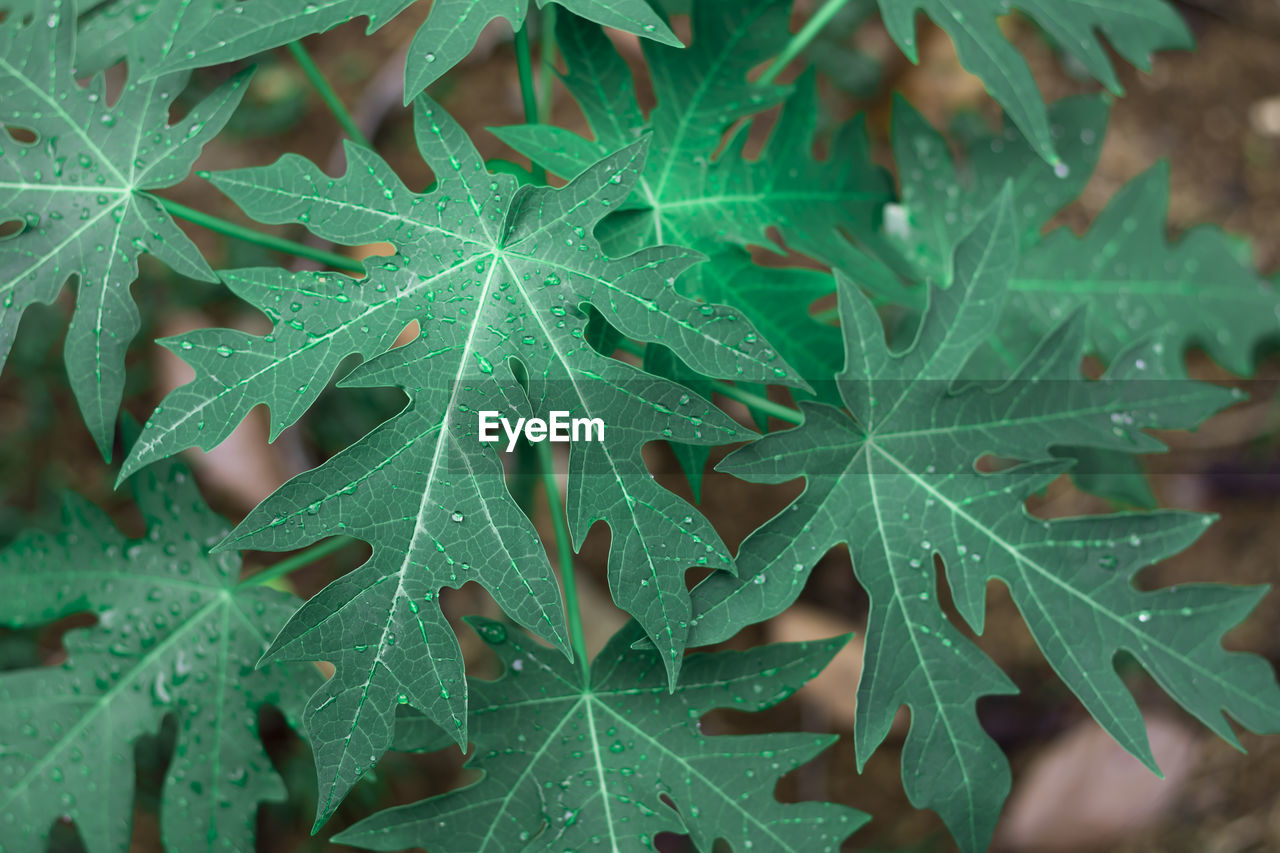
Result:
[1009, 164, 1280, 377]
[683, 191, 1280, 851]
[0, 0, 206, 74]
[0, 459, 320, 853]
[494, 0, 896, 304]
[889, 94, 1280, 378]
[147, 0, 680, 103]
[886, 94, 1280, 503]
[0, 0, 249, 456]
[877, 0, 1192, 164]
[495, 0, 889, 493]
[885, 93, 1107, 296]
[125, 97, 808, 827]
[334, 618, 867, 852]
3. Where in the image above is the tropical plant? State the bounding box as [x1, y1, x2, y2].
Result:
[1, 0, 1277, 851]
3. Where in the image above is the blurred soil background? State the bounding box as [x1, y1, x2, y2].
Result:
[1, 1, 1278, 851]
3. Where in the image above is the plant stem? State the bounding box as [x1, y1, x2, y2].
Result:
[286, 40, 373, 148]
[237, 536, 359, 588]
[537, 5, 558, 120]
[513, 23, 540, 125]
[714, 381, 803, 425]
[152, 195, 366, 274]
[759, 0, 853, 85]
[615, 339, 803, 426]
[513, 21, 547, 184]
[537, 441, 590, 679]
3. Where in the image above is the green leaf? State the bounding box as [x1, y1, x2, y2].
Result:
[494, 0, 896, 302]
[334, 618, 867, 851]
[886, 93, 1107, 293]
[0, 0, 204, 74]
[886, 94, 1279, 505]
[1008, 162, 1280, 376]
[877, 0, 1192, 163]
[682, 192, 1280, 851]
[887, 94, 1280, 378]
[491, 1, 901, 325]
[696, 248, 845, 401]
[0, 0, 249, 456]
[125, 97, 808, 827]
[147, 0, 680, 103]
[495, 0, 890, 491]
[1052, 443, 1157, 509]
[0, 459, 321, 853]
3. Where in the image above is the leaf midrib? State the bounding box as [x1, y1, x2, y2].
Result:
[862, 442, 979, 848]
[126, 252, 479, 467]
[868, 442, 1272, 716]
[0, 592, 223, 809]
[0, 54, 127, 188]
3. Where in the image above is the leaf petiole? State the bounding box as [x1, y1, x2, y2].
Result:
[759, 0, 853, 85]
[236, 536, 359, 588]
[614, 339, 803, 426]
[537, 6, 558, 120]
[151, 194, 366, 274]
[710, 379, 803, 425]
[537, 441, 590, 679]
[286, 40, 373, 148]
[514, 22, 548, 184]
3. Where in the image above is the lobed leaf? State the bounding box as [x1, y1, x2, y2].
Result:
[684, 191, 1280, 851]
[0, 459, 320, 853]
[0, 0, 248, 456]
[147, 0, 680, 102]
[877, 0, 1192, 164]
[335, 618, 867, 852]
[126, 96, 810, 827]
[497, 0, 892, 493]
[885, 94, 1280, 378]
[496, 0, 898, 333]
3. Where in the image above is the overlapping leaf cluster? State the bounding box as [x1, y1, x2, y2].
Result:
[685, 192, 1280, 849]
[119, 86, 816, 825]
[1, 0, 1278, 851]
[499, 0, 895, 366]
